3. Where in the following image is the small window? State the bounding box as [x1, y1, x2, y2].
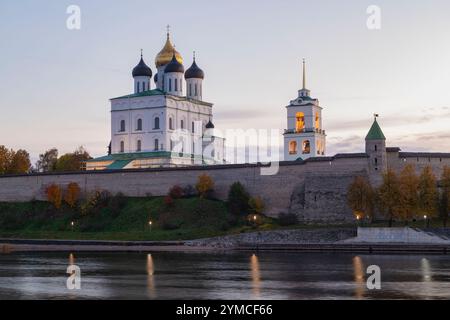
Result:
[302, 140, 311, 154]
[137, 118, 143, 131]
[192, 121, 195, 133]
[137, 140, 142, 152]
[154, 117, 160, 130]
[181, 120, 184, 129]
[175, 78, 178, 91]
[374, 145, 377, 151]
[195, 84, 198, 96]
[120, 120, 126, 132]
[169, 117, 173, 130]
[289, 141, 297, 155]
[169, 79, 172, 92]
[154, 139, 159, 151]
[137, 82, 140, 93]
[120, 141, 125, 153]
[189, 83, 192, 97]
[374, 158, 378, 165]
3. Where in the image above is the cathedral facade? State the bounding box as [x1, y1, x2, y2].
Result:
[87, 31, 225, 170]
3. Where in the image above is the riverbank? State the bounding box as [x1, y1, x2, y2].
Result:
[2, 227, 450, 254]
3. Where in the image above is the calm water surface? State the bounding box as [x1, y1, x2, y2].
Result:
[0, 251, 449, 300]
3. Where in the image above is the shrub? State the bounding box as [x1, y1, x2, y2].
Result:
[196, 174, 214, 199]
[278, 212, 299, 226]
[249, 196, 265, 215]
[169, 185, 184, 199]
[183, 185, 197, 198]
[164, 195, 174, 207]
[46, 184, 62, 209]
[64, 182, 81, 208]
[228, 182, 250, 216]
[108, 192, 127, 217]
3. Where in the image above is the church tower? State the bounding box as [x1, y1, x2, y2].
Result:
[284, 60, 326, 161]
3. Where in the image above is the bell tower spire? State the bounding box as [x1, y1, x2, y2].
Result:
[298, 58, 311, 98]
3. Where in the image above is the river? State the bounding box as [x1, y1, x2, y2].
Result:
[0, 251, 449, 299]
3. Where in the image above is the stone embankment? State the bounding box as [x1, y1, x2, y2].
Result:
[185, 228, 357, 248]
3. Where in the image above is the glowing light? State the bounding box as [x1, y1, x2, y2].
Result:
[253, 215, 257, 221]
[149, 220, 153, 226]
[424, 215, 427, 220]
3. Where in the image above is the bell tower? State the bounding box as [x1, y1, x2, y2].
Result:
[284, 60, 326, 161]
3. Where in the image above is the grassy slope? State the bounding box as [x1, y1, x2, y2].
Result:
[0, 197, 274, 241]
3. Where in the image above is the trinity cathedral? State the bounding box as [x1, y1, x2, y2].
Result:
[87, 30, 225, 170]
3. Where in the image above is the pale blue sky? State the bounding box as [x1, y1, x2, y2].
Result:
[1, 0, 449, 161]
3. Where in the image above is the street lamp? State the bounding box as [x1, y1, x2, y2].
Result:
[70, 221, 75, 232]
[148, 220, 152, 232]
[424, 215, 428, 228]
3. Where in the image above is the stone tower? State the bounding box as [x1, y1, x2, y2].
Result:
[365, 116, 387, 185]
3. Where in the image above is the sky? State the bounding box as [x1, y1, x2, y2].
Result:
[0, 0, 449, 163]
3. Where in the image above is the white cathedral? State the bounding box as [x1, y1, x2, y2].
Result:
[87, 31, 327, 170]
[87, 30, 226, 170]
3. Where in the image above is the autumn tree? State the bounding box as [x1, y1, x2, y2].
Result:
[439, 166, 450, 227]
[0, 146, 31, 174]
[418, 166, 439, 225]
[347, 176, 374, 222]
[249, 196, 265, 215]
[398, 164, 419, 223]
[0, 146, 13, 174]
[46, 184, 62, 209]
[64, 182, 81, 208]
[35, 148, 58, 172]
[228, 182, 250, 216]
[196, 174, 214, 199]
[377, 169, 402, 227]
[55, 146, 91, 172]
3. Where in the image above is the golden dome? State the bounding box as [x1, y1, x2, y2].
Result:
[155, 33, 183, 68]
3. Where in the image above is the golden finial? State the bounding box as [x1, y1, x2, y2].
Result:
[166, 24, 171, 38]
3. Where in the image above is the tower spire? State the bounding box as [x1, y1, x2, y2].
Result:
[302, 58, 306, 90]
[166, 24, 171, 39]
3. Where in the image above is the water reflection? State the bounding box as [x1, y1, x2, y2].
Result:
[250, 254, 261, 299]
[147, 254, 156, 299]
[352, 256, 365, 299]
[68, 253, 75, 266]
[421, 258, 432, 298]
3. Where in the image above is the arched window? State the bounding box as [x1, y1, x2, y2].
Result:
[195, 84, 198, 96]
[374, 145, 377, 151]
[137, 82, 140, 93]
[375, 158, 378, 165]
[296, 112, 305, 132]
[180, 79, 183, 92]
[136, 140, 142, 152]
[154, 117, 160, 130]
[120, 141, 125, 153]
[181, 119, 184, 129]
[315, 112, 320, 130]
[154, 139, 159, 151]
[120, 120, 126, 132]
[289, 141, 297, 155]
[169, 117, 174, 130]
[302, 140, 310, 154]
[137, 118, 142, 131]
[189, 83, 192, 96]
[192, 121, 195, 133]
[169, 78, 172, 92]
[175, 78, 178, 91]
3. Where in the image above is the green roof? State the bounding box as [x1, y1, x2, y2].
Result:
[365, 119, 386, 140]
[106, 160, 132, 170]
[111, 89, 165, 100]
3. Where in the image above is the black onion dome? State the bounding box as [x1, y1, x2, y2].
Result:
[205, 120, 215, 129]
[185, 60, 205, 79]
[132, 57, 153, 77]
[164, 53, 185, 73]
